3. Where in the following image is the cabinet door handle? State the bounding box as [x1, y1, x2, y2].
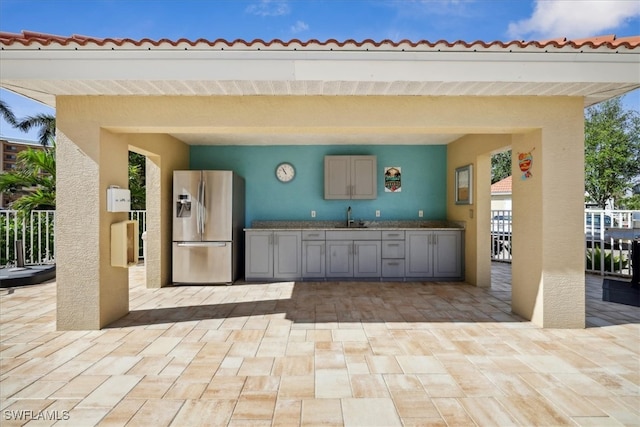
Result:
[388, 243, 400, 247]
[321, 243, 325, 255]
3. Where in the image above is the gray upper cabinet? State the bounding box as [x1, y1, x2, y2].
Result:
[324, 155, 377, 199]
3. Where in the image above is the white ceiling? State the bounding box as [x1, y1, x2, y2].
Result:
[169, 130, 465, 146]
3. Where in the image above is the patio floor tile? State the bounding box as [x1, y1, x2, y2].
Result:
[0, 262, 638, 426]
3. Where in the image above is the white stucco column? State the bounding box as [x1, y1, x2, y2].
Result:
[511, 114, 585, 328]
[128, 134, 189, 289]
[56, 127, 130, 330]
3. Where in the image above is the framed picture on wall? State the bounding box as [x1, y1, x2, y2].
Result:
[455, 164, 473, 205]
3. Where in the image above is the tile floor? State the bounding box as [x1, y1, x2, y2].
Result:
[1, 263, 639, 426]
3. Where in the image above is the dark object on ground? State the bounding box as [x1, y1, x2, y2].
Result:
[602, 239, 639, 307]
[0, 265, 56, 287]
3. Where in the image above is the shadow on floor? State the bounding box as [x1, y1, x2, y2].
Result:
[107, 280, 527, 328]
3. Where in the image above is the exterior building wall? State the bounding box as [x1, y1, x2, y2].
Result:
[54, 94, 586, 329]
[55, 96, 189, 329]
[491, 195, 512, 211]
[447, 97, 585, 328]
[511, 104, 585, 328]
[128, 134, 189, 289]
[448, 134, 512, 290]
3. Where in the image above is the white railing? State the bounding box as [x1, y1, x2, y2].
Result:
[3, 208, 635, 277]
[491, 209, 639, 278]
[1, 210, 147, 267]
[1, 210, 55, 266]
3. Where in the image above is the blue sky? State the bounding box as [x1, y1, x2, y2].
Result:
[1, 0, 639, 140]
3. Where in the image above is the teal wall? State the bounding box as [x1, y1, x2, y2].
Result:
[190, 145, 447, 226]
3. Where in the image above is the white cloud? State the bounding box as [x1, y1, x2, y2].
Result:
[290, 20, 309, 34]
[507, 0, 640, 40]
[245, 0, 291, 17]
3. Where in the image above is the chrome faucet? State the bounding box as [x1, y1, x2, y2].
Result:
[347, 206, 354, 228]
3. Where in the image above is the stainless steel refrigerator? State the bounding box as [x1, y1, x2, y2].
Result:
[172, 170, 245, 284]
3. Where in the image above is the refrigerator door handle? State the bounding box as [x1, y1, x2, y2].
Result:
[200, 176, 207, 234]
[177, 242, 227, 248]
[196, 179, 202, 235]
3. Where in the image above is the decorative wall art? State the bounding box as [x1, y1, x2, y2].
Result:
[518, 149, 534, 180]
[455, 164, 473, 205]
[384, 167, 402, 192]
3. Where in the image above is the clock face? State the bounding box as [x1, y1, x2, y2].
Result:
[276, 162, 295, 182]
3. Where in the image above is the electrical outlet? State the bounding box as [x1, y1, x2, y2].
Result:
[418, 210, 423, 218]
[311, 210, 316, 218]
[375, 210, 381, 217]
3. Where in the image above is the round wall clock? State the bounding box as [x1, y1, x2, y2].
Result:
[275, 162, 296, 183]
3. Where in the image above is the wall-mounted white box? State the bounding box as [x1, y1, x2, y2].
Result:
[107, 187, 131, 212]
[111, 220, 139, 268]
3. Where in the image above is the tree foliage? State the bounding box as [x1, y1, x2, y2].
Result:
[129, 152, 146, 210]
[15, 113, 57, 148]
[0, 146, 56, 212]
[491, 150, 511, 184]
[585, 97, 640, 208]
[0, 99, 17, 126]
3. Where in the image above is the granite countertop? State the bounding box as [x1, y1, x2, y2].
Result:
[245, 220, 465, 231]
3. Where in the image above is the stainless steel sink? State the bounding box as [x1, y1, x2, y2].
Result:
[333, 224, 368, 229]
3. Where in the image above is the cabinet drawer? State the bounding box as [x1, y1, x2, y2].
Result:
[326, 230, 381, 240]
[302, 230, 325, 240]
[382, 230, 404, 240]
[382, 241, 405, 258]
[382, 259, 405, 277]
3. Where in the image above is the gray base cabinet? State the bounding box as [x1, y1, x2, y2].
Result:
[354, 240, 382, 277]
[405, 230, 462, 278]
[382, 231, 405, 278]
[245, 231, 273, 279]
[245, 231, 301, 280]
[326, 230, 382, 278]
[302, 231, 326, 278]
[246, 228, 462, 281]
[326, 240, 354, 277]
[325, 240, 382, 278]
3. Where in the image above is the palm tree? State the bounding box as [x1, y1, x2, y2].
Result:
[0, 101, 56, 212]
[0, 146, 56, 212]
[2, 97, 56, 147]
[16, 113, 56, 148]
[0, 99, 17, 126]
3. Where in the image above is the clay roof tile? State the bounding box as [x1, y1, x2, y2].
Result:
[491, 176, 512, 194]
[0, 30, 638, 49]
